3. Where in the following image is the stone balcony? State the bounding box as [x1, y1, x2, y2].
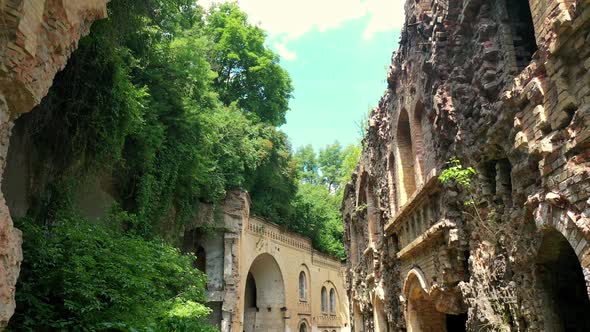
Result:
[384, 170, 450, 258]
[297, 301, 311, 315]
[316, 313, 340, 328]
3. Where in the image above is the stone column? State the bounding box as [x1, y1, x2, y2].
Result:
[221, 191, 250, 332]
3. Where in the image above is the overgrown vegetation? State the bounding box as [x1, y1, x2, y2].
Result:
[10, 0, 356, 329]
[438, 157, 476, 189]
[10, 218, 215, 332]
[291, 142, 361, 258]
[439, 157, 501, 237]
[10, 0, 295, 330]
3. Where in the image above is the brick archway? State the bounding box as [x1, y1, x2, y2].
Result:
[533, 201, 590, 330]
[533, 202, 590, 297]
[402, 268, 446, 332]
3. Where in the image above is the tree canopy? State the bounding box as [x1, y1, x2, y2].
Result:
[206, 3, 293, 126]
[9, 1, 297, 330]
[8, 1, 359, 329]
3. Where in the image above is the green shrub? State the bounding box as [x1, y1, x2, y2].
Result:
[8, 218, 217, 332]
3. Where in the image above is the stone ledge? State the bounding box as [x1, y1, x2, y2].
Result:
[396, 220, 453, 259]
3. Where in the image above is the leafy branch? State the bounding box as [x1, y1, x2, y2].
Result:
[439, 158, 501, 237]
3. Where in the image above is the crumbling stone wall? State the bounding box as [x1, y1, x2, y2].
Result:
[343, 0, 590, 331]
[0, 0, 108, 327]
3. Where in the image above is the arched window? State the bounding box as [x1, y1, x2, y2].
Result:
[396, 108, 416, 206]
[299, 321, 307, 332]
[299, 271, 307, 300]
[321, 287, 328, 313]
[329, 288, 336, 313]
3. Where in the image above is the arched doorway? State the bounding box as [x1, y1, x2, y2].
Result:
[404, 270, 446, 332]
[536, 228, 590, 331]
[243, 253, 286, 332]
[299, 320, 308, 332]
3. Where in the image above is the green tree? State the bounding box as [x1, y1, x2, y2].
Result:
[9, 217, 216, 331]
[247, 128, 298, 225]
[294, 144, 320, 184]
[10, 1, 296, 330]
[205, 3, 293, 126]
[290, 184, 345, 258]
[336, 144, 362, 198]
[286, 142, 361, 258]
[319, 141, 344, 192]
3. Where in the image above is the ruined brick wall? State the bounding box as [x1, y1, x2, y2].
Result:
[0, 0, 108, 327]
[343, 0, 590, 331]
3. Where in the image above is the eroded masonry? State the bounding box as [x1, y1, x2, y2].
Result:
[343, 0, 590, 331]
[0, 0, 109, 327]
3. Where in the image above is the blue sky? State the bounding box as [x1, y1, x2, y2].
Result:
[201, 0, 405, 150]
[275, 20, 401, 150]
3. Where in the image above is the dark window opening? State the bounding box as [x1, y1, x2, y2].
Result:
[446, 313, 468, 332]
[507, 0, 537, 71]
[482, 158, 512, 206]
[195, 246, 206, 272]
[495, 159, 512, 200]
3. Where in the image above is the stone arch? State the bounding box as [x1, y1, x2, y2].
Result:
[402, 268, 429, 298]
[395, 108, 416, 206]
[243, 253, 286, 332]
[535, 227, 590, 331]
[403, 268, 446, 332]
[534, 202, 590, 290]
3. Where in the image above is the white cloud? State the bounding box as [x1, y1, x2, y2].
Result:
[273, 41, 297, 61]
[363, 0, 406, 40]
[199, 0, 405, 40]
